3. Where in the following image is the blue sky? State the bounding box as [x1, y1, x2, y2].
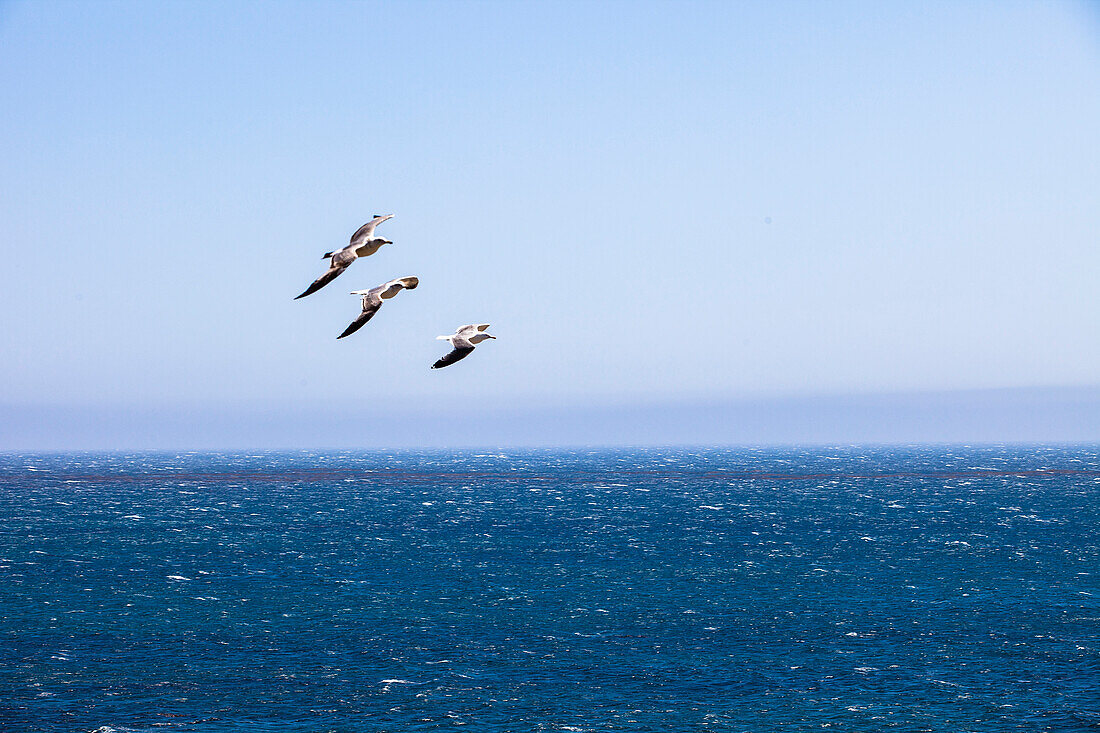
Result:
[1, 1, 1098, 448]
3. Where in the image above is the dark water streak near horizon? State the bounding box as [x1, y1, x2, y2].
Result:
[1, 446, 1098, 732]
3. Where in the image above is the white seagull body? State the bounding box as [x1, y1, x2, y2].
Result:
[337, 276, 420, 339]
[295, 214, 395, 299]
[432, 324, 496, 369]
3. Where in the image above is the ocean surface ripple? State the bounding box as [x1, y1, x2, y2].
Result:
[1, 446, 1098, 731]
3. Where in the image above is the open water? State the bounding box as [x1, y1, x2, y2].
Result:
[1, 446, 1098, 732]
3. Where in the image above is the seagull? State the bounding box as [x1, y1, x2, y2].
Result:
[432, 324, 496, 369]
[294, 214, 394, 299]
[337, 276, 420, 339]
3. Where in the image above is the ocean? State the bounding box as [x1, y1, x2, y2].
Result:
[1, 446, 1097, 732]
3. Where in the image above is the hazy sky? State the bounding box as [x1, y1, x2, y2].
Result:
[1, 1, 1098, 447]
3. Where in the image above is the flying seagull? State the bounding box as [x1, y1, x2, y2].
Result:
[337, 276, 420, 339]
[432, 324, 496, 369]
[294, 214, 394, 299]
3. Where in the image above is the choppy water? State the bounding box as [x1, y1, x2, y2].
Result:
[1, 446, 1098, 732]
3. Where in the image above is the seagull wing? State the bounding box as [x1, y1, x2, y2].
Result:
[375, 276, 419, 299]
[355, 240, 387, 258]
[349, 214, 394, 246]
[295, 265, 348, 299]
[337, 301, 382, 339]
[431, 345, 475, 369]
[457, 323, 490, 336]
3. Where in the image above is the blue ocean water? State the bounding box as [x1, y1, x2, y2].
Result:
[1, 446, 1098, 732]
